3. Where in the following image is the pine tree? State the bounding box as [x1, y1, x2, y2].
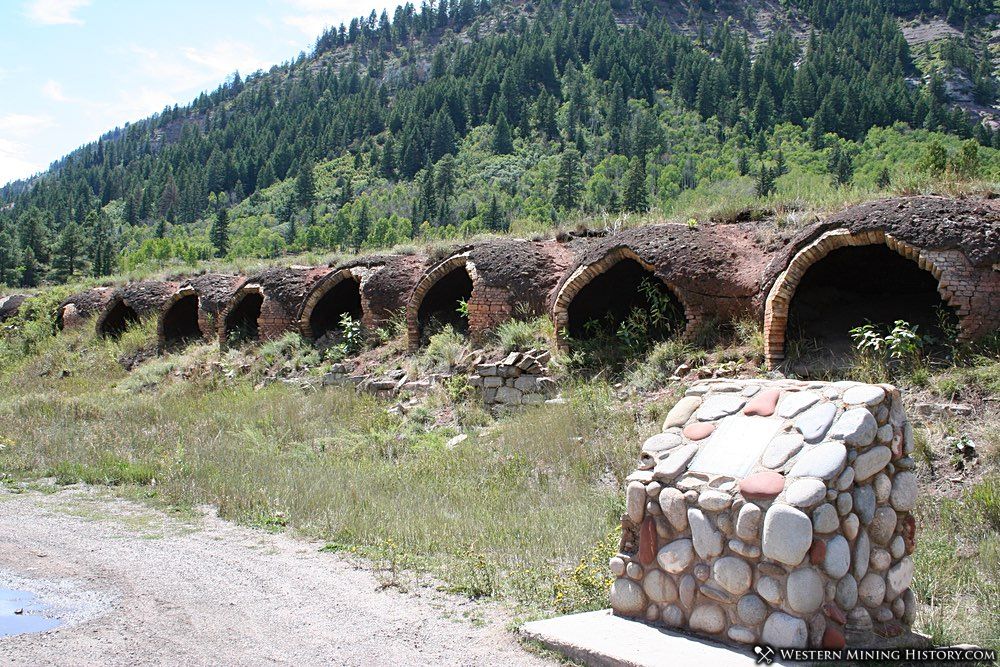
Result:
[554, 148, 582, 210]
[491, 115, 514, 155]
[211, 208, 229, 257]
[295, 159, 316, 209]
[623, 155, 648, 213]
[155, 218, 168, 239]
[20, 247, 38, 288]
[353, 199, 371, 250]
[89, 212, 113, 277]
[483, 194, 506, 231]
[755, 162, 776, 197]
[52, 222, 82, 280]
[0, 229, 16, 285]
[876, 167, 891, 189]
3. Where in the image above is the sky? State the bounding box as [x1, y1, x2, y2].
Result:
[0, 0, 396, 186]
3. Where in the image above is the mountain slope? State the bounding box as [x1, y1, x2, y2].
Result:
[1, 0, 998, 288]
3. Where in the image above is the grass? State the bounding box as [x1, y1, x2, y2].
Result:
[0, 316, 646, 616]
[2, 292, 999, 647]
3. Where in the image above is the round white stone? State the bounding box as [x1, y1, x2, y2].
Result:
[762, 504, 813, 566]
[854, 446, 892, 482]
[854, 530, 871, 579]
[890, 472, 918, 511]
[659, 487, 688, 531]
[609, 557, 626, 576]
[762, 612, 808, 648]
[763, 433, 805, 469]
[836, 466, 855, 491]
[627, 481, 646, 523]
[696, 394, 746, 420]
[785, 478, 828, 508]
[854, 485, 877, 524]
[688, 508, 724, 559]
[869, 507, 897, 546]
[890, 535, 905, 560]
[886, 557, 914, 601]
[843, 385, 885, 407]
[812, 503, 839, 533]
[778, 391, 821, 418]
[657, 538, 694, 574]
[859, 572, 886, 607]
[842, 513, 859, 540]
[829, 407, 879, 447]
[737, 594, 767, 626]
[698, 489, 732, 512]
[712, 556, 752, 596]
[874, 473, 891, 502]
[823, 535, 851, 579]
[870, 548, 891, 571]
[661, 604, 685, 627]
[756, 576, 782, 605]
[610, 577, 647, 615]
[736, 503, 763, 542]
[663, 395, 702, 429]
[788, 441, 847, 480]
[796, 402, 838, 443]
[728, 626, 756, 644]
[787, 568, 824, 614]
[836, 575, 858, 609]
[642, 569, 679, 603]
[689, 604, 726, 634]
[679, 574, 696, 609]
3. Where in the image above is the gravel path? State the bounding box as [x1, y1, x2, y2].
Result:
[0, 486, 550, 666]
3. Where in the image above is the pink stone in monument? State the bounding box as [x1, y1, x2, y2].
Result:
[683, 422, 715, 441]
[810, 539, 826, 565]
[738, 471, 784, 499]
[743, 389, 780, 417]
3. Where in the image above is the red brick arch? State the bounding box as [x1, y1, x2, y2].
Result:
[763, 229, 966, 368]
[217, 283, 264, 347]
[551, 247, 693, 350]
[406, 253, 477, 351]
[297, 268, 362, 340]
[156, 286, 201, 351]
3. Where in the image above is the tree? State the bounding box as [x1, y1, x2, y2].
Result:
[952, 140, 980, 179]
[51, 222, 83, 280]
[491, 115, 514, 155]
[211, 208, 229, 257]
[353, 199, 371, 250]
[876, 167, 891, 189]
[554, 148, 582, 210]
[295, 159, 316, 209]
[755, 162, 776, 197]
[828, 143, 854, 185]
[623, 155, 648, 213]
[89, 212, 113, 277]
[483, 194, 506, 231]
[20, 247, 38, 288]
[0, 228, 17, 285]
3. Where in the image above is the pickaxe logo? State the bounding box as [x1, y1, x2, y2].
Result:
[754, 645, 775, 665]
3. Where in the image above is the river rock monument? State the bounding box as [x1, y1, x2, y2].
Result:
[610, 379, 918, 649]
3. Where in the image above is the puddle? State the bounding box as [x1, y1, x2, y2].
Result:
[0, 588, 62, 638]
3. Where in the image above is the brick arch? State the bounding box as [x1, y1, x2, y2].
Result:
[763, 229, 963, 368]
[552, 247, 693, 350]
[218, 283, 264, 347]
[156, 286, 202, 351]
[406, 253, 477, 351]
[95, 293, 139, 339]
[297, 268, 362, 340]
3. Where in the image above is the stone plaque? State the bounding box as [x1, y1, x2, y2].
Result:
[688, 414, 785, 478]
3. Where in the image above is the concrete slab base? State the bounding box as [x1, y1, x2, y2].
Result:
[520, 610, 787, 667]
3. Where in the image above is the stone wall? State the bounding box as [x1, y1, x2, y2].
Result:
[468, 350, 558, 407]
[611, 379, 917, 650]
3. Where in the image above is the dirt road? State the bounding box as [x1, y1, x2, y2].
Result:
[0, 486, 549, 666]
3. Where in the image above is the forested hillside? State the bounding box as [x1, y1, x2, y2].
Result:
[2, 0, 999, 287]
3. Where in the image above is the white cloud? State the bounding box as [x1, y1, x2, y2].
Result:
[23, 0, 91, 26]
[42, 79, 71, 102]
[0, 114, 55, 185]
[127, 41, 268, 95]
[280, 0, 391, 37]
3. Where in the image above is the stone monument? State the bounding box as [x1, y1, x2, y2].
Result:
[610, 379, 918, 649]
